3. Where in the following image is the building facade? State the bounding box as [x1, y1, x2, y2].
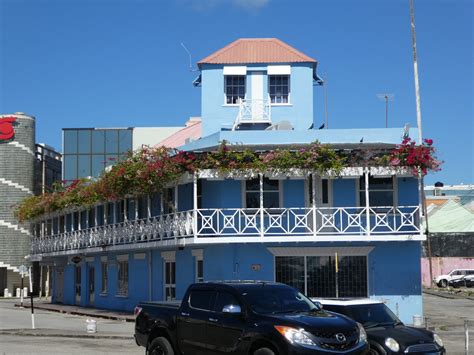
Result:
[0, 113, 35, 296]
[30, 39, 425, 323]
[62, 126, 184, 181]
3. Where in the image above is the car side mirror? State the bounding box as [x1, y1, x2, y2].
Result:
[222, 304, 241, 314]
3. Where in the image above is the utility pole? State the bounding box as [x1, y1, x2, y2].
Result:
[410, 0, 433, 287]
[376, 94, 394, 128]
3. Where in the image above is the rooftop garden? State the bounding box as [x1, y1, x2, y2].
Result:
[16, 138, 441, 222]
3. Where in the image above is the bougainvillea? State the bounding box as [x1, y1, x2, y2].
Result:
[388, 138, 442, 175]
[15, 139, 441, 222]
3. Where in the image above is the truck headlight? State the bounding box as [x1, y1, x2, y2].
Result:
[274, 325, 316, 346]
[385, 337, 400, 352]
[433, 333, 444, 347]
[357, 323, 367, 342]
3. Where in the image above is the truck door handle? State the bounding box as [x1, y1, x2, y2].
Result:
[181, 312, 190, 317]
[208, 318, 218, 323]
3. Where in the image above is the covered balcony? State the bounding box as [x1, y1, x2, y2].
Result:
[29, 167, 423, 256]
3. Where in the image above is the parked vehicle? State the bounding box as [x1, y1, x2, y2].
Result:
[312, 298, 445, 355]
[135, 281, 369, 354]
[449, 274, 474, 288]
[434, 268, 474, 288]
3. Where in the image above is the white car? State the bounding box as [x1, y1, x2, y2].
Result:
[434, 269, 474, 288]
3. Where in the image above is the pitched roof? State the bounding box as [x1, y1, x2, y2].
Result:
[198, 38, 317, 66]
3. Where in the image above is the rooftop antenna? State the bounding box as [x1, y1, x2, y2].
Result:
[376, 93, 394, 128]
[180, 42, 199, 72]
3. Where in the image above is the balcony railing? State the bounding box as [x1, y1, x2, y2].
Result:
[233, 98, 271, 130]
[30, 206, 421, 255]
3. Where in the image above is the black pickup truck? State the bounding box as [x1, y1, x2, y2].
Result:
[134, 281, 369, 355]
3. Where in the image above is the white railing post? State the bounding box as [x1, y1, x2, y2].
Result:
[312, 173, 317, 237]
[259, 173, 264, 238]
[193, 172, 198, 241]
[364, 168, 371, 236]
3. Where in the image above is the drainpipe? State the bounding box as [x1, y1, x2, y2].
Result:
[193, 172, 198, 242]
[259, 173, 264, 238]
[312, 174, 317, 237]
[364, 168, 371, 236]
[148, 250, 152, 301]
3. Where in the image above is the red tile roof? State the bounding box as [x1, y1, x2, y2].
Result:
[198, 38, 317, 66]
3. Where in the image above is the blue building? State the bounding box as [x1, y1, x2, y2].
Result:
[30, 38, 425, 323]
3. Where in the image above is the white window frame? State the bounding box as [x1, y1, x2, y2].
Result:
[162, 251, 176, 301]
[242, 176, 283, 209]
[268, 74, 291, 105]
[116, 255, 128, 297]
[269, 247, 373, 297]
[224, 75, 246, 106]
[192, 249, 204, 283]
[357, 175, 398, 208]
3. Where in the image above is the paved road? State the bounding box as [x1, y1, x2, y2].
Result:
[424, 292, 473, 354]
[0, 294, 472, 354]
[0, 299, 141, 354]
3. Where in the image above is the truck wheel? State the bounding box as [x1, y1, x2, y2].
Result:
[147, 337, 174, 355]
[253, 348, 275, 355]
[439, 279, 448, 288]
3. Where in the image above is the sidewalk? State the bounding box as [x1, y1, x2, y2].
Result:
[14, 299, 134, 322]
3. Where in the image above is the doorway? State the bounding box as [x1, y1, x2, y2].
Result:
[75, 265, 81, 305]
[88, 265, 95, 306]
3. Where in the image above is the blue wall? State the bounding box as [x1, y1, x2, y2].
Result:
[200, 63, 314, 135]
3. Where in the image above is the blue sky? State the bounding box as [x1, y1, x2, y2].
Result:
[1, 0, 472, 185]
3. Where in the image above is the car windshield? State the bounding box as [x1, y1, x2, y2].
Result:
[240, 286, 319, 315]
[342, 303, 400, 328]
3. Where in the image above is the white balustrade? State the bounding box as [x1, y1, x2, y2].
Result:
[30, 207, 420, 254]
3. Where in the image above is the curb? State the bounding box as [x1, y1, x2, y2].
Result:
[14, 303, 134, 322]
[423, 289, 474, 300]
[0, 329, 133, 340]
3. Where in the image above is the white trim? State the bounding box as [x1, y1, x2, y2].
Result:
[161, 251, 176, 262]
[0, 178, 33, 194]
[134, 253, 146, 260]
[85, 257, 95, 263]
[100, 256, 108, 262]
[0, 220, 30, 236]
[223, 66, 247, 75]
[191, 249, 203, 259]
[267, 65, 291, 75]
[116, 254, 129, 262]
[7, 141, 34, 156]
[267, 246, 375, 257]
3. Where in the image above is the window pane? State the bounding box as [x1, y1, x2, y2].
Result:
[105, 130, 119, 153]
[92, 155, 106, 177]
[77, 130, 91, 154]
[246, 178, 260, 191]
[275, 256, 305, 292]
[322, 179, 329, 204]
[369, 177, 393, 190]
[370, 191, 393, 207]
[263, 178, 279, 191]
[64, 155, 77, 181]
[78, 155, 91, 178]
[189, 290, 214, 310]
[338, 256, 367, 297]
[92, 130, 105, 154]
[307, 256, 335, 298]
[246, 192, 260, 208]
[63, 130, 77, 154]
[263, 192, 279, 208]
[105, 154, 118, 167]
[119, 130, 132, 154]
